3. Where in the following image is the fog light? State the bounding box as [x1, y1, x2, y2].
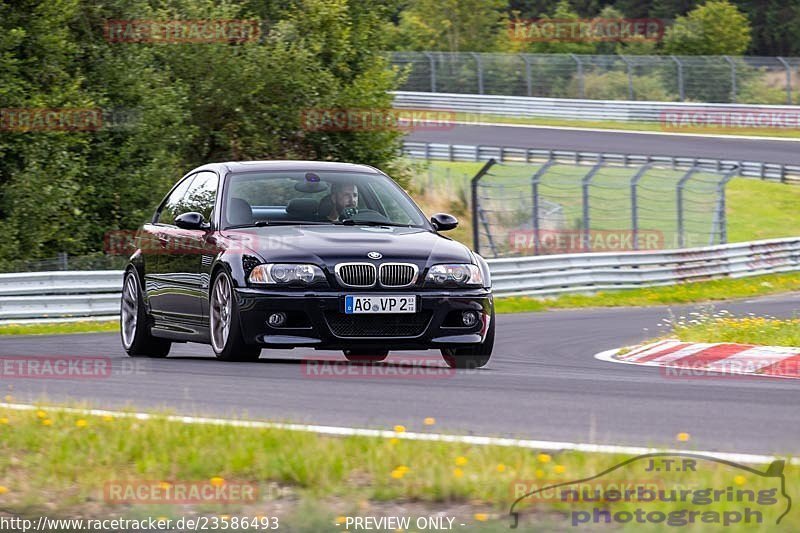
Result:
[267, 312, 287, 327]
[461, 311, 479, 327]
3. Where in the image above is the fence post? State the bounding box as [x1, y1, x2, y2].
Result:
[471, 159, 497, 254]
[423, 52, 436, 93]
[522, 54, 533, 97]
[620, 55, 634, 100]
[777, 57, 792, 104]
[676, 167, 697, 248]
[570, 54, 584, 99]
[724, 56, 737, 102]
[531, 160, 556, 255]
[670, 56, 684, 102]
[471, 52, 484, 95]
[630, 163, 652, 250]
[715, 168, 738, 245]
[581, 163, 603, 252]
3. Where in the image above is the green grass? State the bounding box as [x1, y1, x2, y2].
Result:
[673, 312, 800, 347]
[495, 272, 800, 314]
[451, 112, 800, 139]
[0, 320, 118, 336]
[0, 404, 795, 531]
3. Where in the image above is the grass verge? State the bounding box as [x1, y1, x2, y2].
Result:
[0, 320, 118, 336]
[673, 311, 800, 347]
[0, 404, 794, 531]
[451, 112, 800, 139]
[495, 272, 800, 314]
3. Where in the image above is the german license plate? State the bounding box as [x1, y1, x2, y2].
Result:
[344, 295, 416, 314]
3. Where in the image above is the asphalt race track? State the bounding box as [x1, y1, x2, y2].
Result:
[1, 294, 798, 456]
[406, 124, 800, 164]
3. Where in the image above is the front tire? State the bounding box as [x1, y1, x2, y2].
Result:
[210, 271, 261, 362]
[441, 311, 494, 369]
[120, 270, 171, 357]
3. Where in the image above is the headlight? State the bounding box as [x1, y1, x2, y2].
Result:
[425, 264, 483, 286]
[249, 263, 326, 285]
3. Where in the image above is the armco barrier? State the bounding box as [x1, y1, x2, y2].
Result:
[393, 91, 800, 123]
[402, 141, 800, 183]
[1, 238, 798, 322]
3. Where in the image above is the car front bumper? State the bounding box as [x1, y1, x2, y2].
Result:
[235, 288, 493, 350]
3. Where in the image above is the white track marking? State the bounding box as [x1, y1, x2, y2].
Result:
[0, 402, 793, 466]
[643, 343, 717, 365]
[621, 340, 683, 362]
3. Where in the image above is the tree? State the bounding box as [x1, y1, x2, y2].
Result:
[662, 0, 751, 55]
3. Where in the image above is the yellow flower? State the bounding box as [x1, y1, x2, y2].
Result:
[474, 513, 488, 522]
[453, 468, 464, 478]
[389, 437, 399, 445]
[393, 425, 406, 433]
[219, 515, 231, 520]
[496, 463, 506, 473]
[0, 417, 8, 425]
[537, 453, 551, 463]
[734, 475, 746, 486]
[159, 481, 172, 490]
[156, 516, 169, 523]
[455, 456, 468, 466]
[390, 469, 405, 479]
[554, 465, 566, 474]
[102, 415, 114, 422]
[535, 469, 544, 479]
[0, 486, 8, 495]
[423, 417, 435, 426]
[75, 419, 88, 428]
[36, 410, 47, 419]
[335, 516, 347, 525]
[210, 477, 225, 487]
[396, 465, 409, 473]
[42, 419, 52, 426]
[676, 432, 690, 442]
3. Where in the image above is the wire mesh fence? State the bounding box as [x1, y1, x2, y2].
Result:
[390, 52, 800, 104]
[470, 159, 736, 258]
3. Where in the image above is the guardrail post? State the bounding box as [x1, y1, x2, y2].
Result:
[471, 52, 484, 95]
[676, 167, 697, 248]
[570, 54, 584, 99]
[581, 163, 603, 252]
[724, 56, 737, 103]
[777, 57, 792, 104]
[522, 55, 533, 97]
[471, 159, 497, 253]
[620, 55, 634, 100]
[630, 163, 652, 250]
[423, 52, 436, 92]
[670, 56, 684, 102]
[531, 160, 556, 255]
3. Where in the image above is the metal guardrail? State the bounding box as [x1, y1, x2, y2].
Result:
[393, 91, 800, 122]
[402, 141, 800, 184]
[1, 238, 799, 320]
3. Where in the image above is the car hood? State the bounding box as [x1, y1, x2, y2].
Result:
[222, 225, 473, 269]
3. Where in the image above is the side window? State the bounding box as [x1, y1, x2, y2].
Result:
[156, 174, 196, 225]
[180, 171, 218, 222]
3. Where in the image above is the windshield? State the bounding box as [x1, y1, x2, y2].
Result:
[222, 170, 429, 229]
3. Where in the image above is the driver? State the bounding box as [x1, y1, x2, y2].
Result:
[325, 182, 357, 221]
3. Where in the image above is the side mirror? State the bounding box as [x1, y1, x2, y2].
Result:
[174, 212, 207, 230]
[430, 213, 458, 231]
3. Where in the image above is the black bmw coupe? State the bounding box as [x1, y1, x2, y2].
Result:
[120, 161, 494, 368]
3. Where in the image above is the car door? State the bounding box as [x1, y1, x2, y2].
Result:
[152, 171, 219, 324]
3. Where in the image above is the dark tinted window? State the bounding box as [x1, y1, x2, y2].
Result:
[156, 174, 195, 225]
[180, 171, 218, 222]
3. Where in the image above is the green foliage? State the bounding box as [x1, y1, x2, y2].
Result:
[662, 0, 752, 55]
[0, 0, 402, 268]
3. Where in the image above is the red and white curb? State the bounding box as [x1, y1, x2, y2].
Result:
[595, 339, 800, 380]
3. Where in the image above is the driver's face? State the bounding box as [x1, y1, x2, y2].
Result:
[333, 184, 356, 211]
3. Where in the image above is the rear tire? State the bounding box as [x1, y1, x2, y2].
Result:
[343, 349, 389, 362]
[120, 270, 171, 358]
[210, 270, 261, 362]
[441, 311, 494, 369]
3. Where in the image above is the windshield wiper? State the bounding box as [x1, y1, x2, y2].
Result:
[226, 220, 336, 229]
[338, 219, 414, 228]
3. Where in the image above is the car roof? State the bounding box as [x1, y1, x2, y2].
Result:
[197, 160, 383, 175]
